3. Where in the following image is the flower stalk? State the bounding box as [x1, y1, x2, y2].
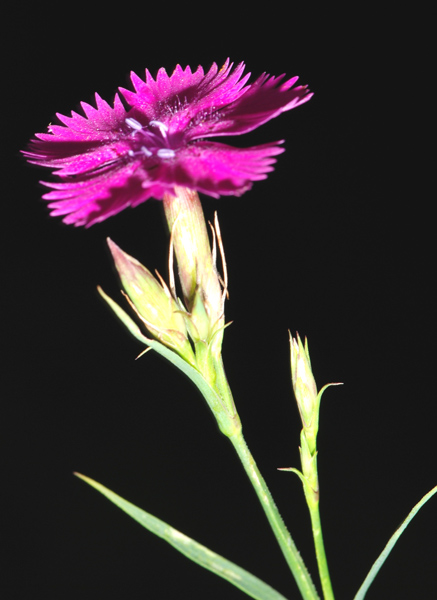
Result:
[101, 187, 322, 596]
[282, 333, 340, 600]
[230, 430, 320, 600]
[164, 192, 319, 596]
[162, 187, 238, 422]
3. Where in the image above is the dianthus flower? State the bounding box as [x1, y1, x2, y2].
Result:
[24, 59, 311, 226]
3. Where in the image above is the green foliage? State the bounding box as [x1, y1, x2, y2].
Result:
[354, 485, 437, 599]
[75, 473, 289, 600]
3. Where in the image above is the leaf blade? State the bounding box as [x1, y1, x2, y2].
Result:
[354, 484, 437, 600]
[75, 473, 289, 600]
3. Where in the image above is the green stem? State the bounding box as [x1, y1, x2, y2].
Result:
[229, 430, 320, 600]
[307, 502, 334, 600]
[208, 357, 319, 599]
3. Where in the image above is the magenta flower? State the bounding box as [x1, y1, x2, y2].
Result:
[24, 59, 311, 227]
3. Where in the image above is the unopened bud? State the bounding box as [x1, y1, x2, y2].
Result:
[107, 238, 196, 366]
[290, 333, 320, 451]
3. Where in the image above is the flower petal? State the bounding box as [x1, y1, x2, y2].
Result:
[120, 60, 311, 141]
[120, 60, 251, 135]
[41, 163, 170, 227]
[155, 141, 285, 198]
[39, 140, 285, 226]
[23, 93, 131, 177]
[27, 93, 128, 146]
[24, 142, 130, 176]
[186, 74, 312, 139]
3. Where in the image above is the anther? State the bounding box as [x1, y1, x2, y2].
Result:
[128, 146, 153, 158]
[157, 149, 176, 159]
[149, 120, 169, 138]
[141, 146, 153, 157]
[125, 117, 143, 130]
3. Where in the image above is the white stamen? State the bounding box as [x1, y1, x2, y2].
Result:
[149, 120, 169, 137]
[141, 146, 153, 157]
[157, 148, 175, 159]
[125, 117, 143, 130]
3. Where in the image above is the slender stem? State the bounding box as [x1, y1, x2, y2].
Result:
[161, 189, 319, 598]
[229, 430, 320, 600]
[307, 503, 334, 600]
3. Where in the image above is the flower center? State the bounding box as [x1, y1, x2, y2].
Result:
[125, 118, 176, 160]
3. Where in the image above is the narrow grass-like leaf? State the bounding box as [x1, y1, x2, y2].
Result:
[354, 484, 437, 600]
[75, 473, 289, 600]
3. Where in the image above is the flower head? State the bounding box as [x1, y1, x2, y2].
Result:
[24, 59, 311, 226]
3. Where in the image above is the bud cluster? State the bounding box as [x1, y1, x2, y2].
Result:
[101, 188, 228, 383]
[99, 187, 242, 436]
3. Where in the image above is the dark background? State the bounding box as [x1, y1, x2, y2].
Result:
[3, 4, 434, 599]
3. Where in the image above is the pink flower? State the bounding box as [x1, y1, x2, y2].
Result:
[24, 59, 311, 227]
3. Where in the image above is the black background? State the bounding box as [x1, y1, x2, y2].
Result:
[3, 4, 435, 599]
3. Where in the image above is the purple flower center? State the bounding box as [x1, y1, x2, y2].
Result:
[125, 117, 177, 160]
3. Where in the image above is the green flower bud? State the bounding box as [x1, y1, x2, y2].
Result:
[290, 333, 320, 452]
[107, 238, 196, 366]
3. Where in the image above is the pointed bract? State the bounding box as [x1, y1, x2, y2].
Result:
[24, 60, 311, 226]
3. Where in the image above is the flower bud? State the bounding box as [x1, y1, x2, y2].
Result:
[290, 332, 320, 452]
[107, 238, 196, 366]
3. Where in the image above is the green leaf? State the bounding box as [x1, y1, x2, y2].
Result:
[75, 473, 289, 600]
[353, 484, 437, 600]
